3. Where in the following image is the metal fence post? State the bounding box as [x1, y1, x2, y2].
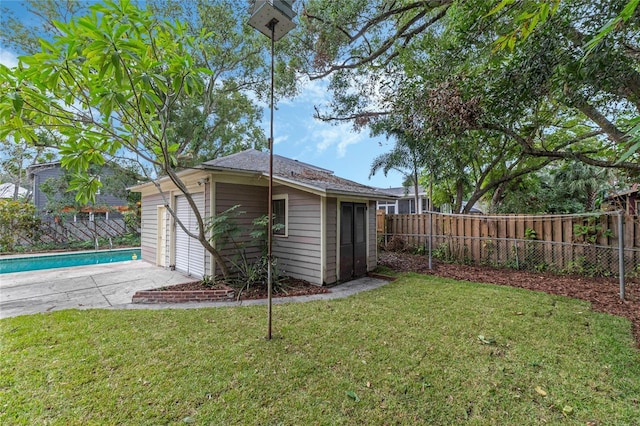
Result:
[618, 211, 625, 301]
[428, 211, 433, 270]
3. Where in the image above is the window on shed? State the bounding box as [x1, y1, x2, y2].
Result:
[272, 194, 288, 236]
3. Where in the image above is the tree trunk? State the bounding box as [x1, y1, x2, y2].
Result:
[585, 189, 597, 212]
[490, 182, 507, 213]
[162, 170, 232, 280]
[454, 179, 464, 213]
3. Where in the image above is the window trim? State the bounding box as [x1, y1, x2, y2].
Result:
[376, 201, 397, 215]
[272, 193, 288, 237]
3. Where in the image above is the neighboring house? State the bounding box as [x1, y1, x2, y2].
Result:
[0, 183, 28, 199]
[377, 186, 432, 214]
[440, 201, 485, 215]
[131, 149, 396, 285]
[376, 186, 485, 214]
[27, 161, 130, 221]
[603, 185, 639, 215]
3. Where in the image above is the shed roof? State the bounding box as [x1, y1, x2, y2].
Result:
[201, 149, 394, 199]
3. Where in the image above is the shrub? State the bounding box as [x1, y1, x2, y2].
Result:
[0, 200, 40, 252]
[385, 235, 407, 252]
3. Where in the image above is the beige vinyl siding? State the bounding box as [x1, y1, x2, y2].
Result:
[368, 200, 377, 271]
[140, 192, 164, 264]
[214, 182, 267, 276]
[273, 187, 322, 285]
[324, 197, 337, 284]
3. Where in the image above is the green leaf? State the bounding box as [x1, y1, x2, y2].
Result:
[478, 335, 496, 345]
[111, 52, 120, 68]
[618, 140, 640, 163]
[620, 0, 640, 20]
[484, 0, 515, 18]
[345, 390, 359, 402]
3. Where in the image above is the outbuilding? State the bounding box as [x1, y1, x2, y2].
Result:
[131, 149, 395, 285]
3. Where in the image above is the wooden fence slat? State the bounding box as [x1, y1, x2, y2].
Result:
[382, 212, 640, 277]
[543, 217, 553, 266]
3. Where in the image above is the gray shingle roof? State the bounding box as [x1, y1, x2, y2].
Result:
[202, 149, 394, 198]
[378, 186, 428, 198]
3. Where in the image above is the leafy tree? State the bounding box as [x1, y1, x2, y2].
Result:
[0, 137, 56, 201]
[0, 0, 92, 56]
[551, 161, 613, 212]
[290, 0, 639, 210]
[493, 161, 616, 213]
[494, 170, 585, 214]
[1, 0, 274, 166]
[0, 0, 280, 279]
[369, 124, 433, 212]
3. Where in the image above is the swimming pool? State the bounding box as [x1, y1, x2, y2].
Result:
[0, 248, 142, 274]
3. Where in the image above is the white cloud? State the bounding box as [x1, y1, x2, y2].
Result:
[280, 76, 330, 107]
[274, 134, 289, 145]
[0, 48, 18, 68]
[311, 121, 364, 158]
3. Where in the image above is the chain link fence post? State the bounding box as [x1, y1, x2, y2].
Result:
[618, 210, 625, 300]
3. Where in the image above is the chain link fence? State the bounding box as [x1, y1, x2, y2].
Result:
[421, 234, 639, 278]
[380, 211, 640, 298]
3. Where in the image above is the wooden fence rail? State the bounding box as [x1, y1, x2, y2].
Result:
[380, 212, 640, 277]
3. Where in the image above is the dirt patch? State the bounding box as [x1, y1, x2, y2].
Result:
[379, 251, 640, 347]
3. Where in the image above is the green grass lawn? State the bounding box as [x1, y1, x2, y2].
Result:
[2, 273, 639, 425]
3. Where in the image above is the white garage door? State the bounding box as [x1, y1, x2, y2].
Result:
[175, 193, 205, 277]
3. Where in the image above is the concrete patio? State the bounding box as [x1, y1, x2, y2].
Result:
[0, 261, 390, 318]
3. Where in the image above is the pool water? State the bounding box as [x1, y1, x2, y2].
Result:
[0, 249, 142, 274]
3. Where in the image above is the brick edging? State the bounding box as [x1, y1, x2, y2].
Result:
[132, 285, 235, 304]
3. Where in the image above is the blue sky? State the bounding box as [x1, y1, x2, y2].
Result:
[0, 0, 404, 189]
[268, 81, 404, 188]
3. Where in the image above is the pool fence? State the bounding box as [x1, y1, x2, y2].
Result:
[17, 218, 136, 249]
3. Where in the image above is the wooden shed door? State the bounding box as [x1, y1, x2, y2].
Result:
[340, 202, 367, 280]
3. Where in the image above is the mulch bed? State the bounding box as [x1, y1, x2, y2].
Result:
[148, 253, 639, 346]
[152, 277, 329, 300]
[379, 251, 640, 348]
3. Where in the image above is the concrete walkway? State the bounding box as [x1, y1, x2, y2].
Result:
[0, 261, 390, 319]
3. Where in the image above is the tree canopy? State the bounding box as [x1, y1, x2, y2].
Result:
[0, 0, 290, 278]
[289, 0, 639, 211]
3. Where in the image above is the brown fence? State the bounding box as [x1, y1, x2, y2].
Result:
[381, 212, 640, 278]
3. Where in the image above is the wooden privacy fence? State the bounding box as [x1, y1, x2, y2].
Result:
[380, 212, 640, 278]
